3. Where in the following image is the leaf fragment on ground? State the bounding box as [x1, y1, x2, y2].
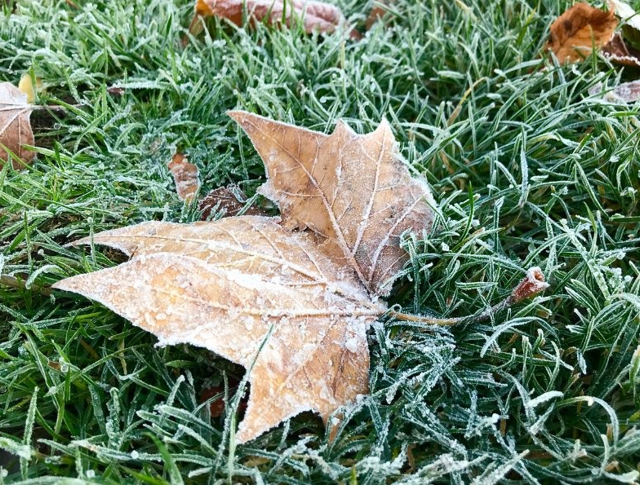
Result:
[610, 0, 640, 32]
[229, 111, 436, 296]
[18, 74, 37, 104]
[602, 33, 640, 65]
[365, 1, 391, 30]
[609, 80, 640, 101]
[0, 82, 35, 169]
[168, 153, 200, 203]
[53, 216, 386, 443]
[189, 0, 358, 38]
[201, 379, 246, 417]
[602, 0, 640, 65]
[589, 80, 640, 102]
[547, 2, 618, 63]
[198, 185, 265, 220]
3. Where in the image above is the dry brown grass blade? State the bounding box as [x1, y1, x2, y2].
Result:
[547, 2, 618, 63]
[229, 111, 436, 297]
[0, 82, 35, 169]
[54, 216, 385, 443]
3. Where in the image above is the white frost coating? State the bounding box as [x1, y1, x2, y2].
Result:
[344, 337, 359, 353]
[72, 217, 364, 292]
[526, 391, 564, 409]
[257, 181, 278, 204]
[143, 312, 154, 327]
[267, 148, 279, 164]
[221, 269, 269, 291]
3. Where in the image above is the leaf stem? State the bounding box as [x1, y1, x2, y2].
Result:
[389, 267, 549, 327]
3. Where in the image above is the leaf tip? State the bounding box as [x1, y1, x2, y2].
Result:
[51, 275, 81, 293]
[228, 110, 269, 132]
[333, 119, 356, 136]
[227, 110, 259, 126]
[64, 237, 88, 249]
[226, 109, 247, 120]
[374, 117, 394, 138]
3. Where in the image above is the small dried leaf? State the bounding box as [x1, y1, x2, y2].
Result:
[18, 74, 37, 104]
[365, 1, 391, 30]
[609, 80, 640, 101]
[547, 3, 618, 63]
[0, 82, 35, 169]
[229, 111, 436, 296]
[201, 383, 247, 417]
[190, 0, 357, 38]
[107, 86, 126, 96]
[202, 386, 227, 418]
[54, 216, 386, 443]
[510, 267, 549, 304]
[601, 0, 640, 65]
[589, 79, 640, 102]
[168, 153, 200, 203]
[198, 186, 265, 220]
[602, 33, 640, 66]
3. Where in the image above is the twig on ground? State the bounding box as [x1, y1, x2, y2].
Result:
[390, 267, 549, 326]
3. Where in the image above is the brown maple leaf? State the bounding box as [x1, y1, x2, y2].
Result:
[51, 113, 434, 443]
[0, 82, 35, 169]
[547, 2, 618, 63]
[229, 111, 436, 297]
[189, 0, 359, 39]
